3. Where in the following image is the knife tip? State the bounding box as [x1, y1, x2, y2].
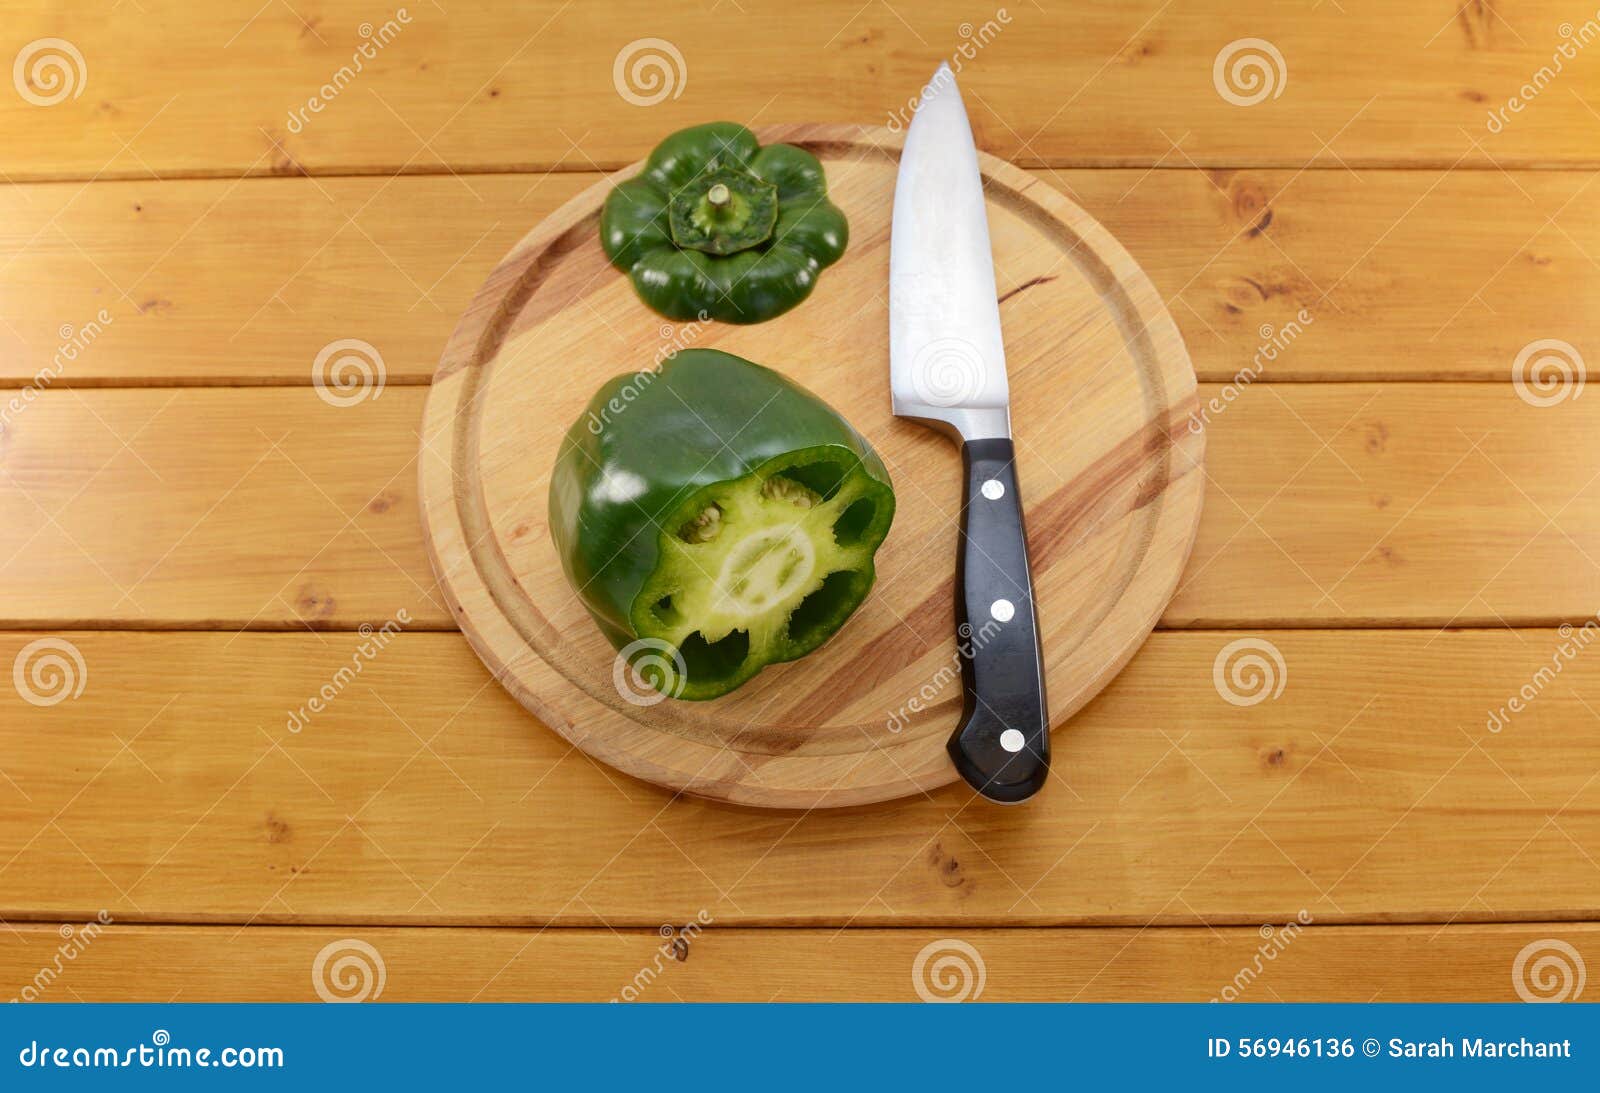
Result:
[918, 61, 957, 107]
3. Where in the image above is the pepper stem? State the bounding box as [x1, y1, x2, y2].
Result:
[667, 169, 778, 255]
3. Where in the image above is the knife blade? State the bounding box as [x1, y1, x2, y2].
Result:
[890, 62, 1050, 804]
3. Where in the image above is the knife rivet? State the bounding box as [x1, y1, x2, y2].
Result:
[980, 479, 1004, 500]
[990, 599, 1014, 623]
[1000, 729, 1025, 753]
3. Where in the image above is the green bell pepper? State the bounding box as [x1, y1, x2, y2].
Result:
[549, 349, 894, 700]
[599, 122, 849, 325]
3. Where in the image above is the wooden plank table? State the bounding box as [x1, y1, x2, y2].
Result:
[2, 0, 1598, 1002]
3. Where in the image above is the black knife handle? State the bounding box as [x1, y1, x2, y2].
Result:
[947, 437, 1050, 803]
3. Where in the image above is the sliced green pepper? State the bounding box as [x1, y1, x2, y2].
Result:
[549, 349, 894, 700]
[600, 122, 849, 325]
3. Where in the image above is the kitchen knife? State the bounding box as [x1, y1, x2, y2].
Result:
[889, 63, 1049, 803]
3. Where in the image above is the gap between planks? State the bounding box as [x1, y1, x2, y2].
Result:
[0, 621, 1591, 634]
[15, 378, 1538, 390]
[6, 163, 1600, 186]
[6, 910, 1600, 930]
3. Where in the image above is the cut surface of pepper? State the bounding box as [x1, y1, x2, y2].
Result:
[549, 350, 894, 700]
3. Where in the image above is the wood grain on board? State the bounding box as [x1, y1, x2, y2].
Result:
[1, 630, 1596, 926]
[2, 168, 1596, 386]
[1, 923, 1589, 1002]
[420, 124, 1202, 806]
[1, 1, 1596, 180]
[2, 384, 1597, 629]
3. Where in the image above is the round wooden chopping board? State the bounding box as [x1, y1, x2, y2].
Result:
[419, 124, 1204, 809]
